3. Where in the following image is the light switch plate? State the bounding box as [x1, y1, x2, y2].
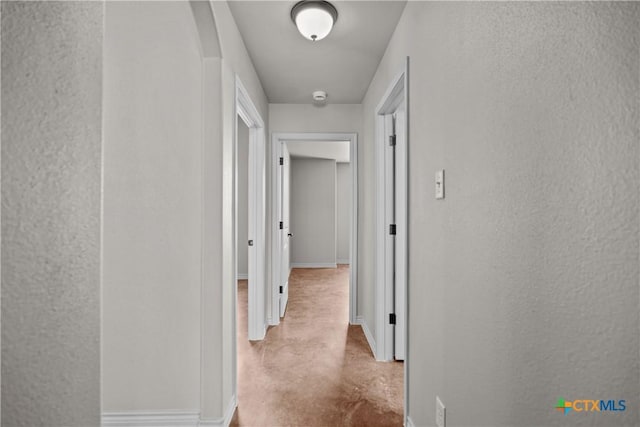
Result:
[436, 396, 446, 427]
[435, 170, 445, 199]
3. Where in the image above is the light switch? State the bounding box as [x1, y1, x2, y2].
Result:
[435, 170, 445, 199]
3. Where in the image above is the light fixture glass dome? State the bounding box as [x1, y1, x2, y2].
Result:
[291, 1, 338, 41]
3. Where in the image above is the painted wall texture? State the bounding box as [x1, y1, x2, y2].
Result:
[269, 104, 363, 134]
[362, 2, 639, 426]
[102, 0, 202, 412]
[290, 158, 337, 266]
[1, 2, 103, 425]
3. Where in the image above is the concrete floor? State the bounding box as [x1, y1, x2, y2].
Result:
[231, 265, 403, 426]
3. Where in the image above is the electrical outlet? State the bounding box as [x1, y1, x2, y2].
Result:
[436, 396, 446, 427]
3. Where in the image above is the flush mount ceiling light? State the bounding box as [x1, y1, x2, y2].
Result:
[291, 0, 338, 41]
[313, 90, 327, 102]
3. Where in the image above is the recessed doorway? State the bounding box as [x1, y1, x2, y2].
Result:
[270, 133, 359, 325]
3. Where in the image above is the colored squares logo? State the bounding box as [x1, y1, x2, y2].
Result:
[556, 398, 572, 415]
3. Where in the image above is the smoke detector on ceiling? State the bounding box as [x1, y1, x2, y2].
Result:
[313, 91, 327, 102]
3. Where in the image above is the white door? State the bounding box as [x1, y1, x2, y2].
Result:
[384, 109, 406, 361]
[246, 122, 257, 330]
[279, 144, 291, 317]
[384, 114, 396, 360]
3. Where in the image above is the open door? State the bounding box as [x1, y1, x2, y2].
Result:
[384, 111, 405, 362]
[236, 75, 266, 342]
[376, 64, 408, 362]
[279, 144, 291, 317]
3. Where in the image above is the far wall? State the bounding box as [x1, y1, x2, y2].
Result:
[290, 158, 336, 267]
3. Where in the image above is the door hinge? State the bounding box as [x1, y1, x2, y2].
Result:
[389, 224, 397, 235]
[389, 135, 396, 147]
[279, 286, 283, 294]
[389, 313, 396, 325]
[279, 221, 284, 230]
[279, 157, 284, 165]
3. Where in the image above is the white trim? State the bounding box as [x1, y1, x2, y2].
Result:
[235, 75, 266, 343]
[102, 400, 236, 427]
[350, 134, 359, 325]
[102, 411, 200, 427]
[405, 415, 415, 427]
[236, 273, 248, 280]
[223, 394, 237, 427]
[291, 263, 337, 269]
[403, 56, 411, 427]
[355, 316, 377, 359]
[271, 132, 359, 326]
[337, 259, 350, 265]
[199, 394, 237, 427]
[270, 134, 280, 325]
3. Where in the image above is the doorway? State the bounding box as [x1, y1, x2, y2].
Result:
[235, 76, 266, 342]
[270, 133, 359, 325]
[375, 58, 409, 422]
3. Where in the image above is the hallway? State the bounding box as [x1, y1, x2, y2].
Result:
[3, 2, 638, 426]
[233, 266, 403, 426]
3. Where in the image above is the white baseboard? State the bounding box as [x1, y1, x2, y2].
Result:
[200, 394, 236, 426]
[102, 411, 199, 427]
[337, 259, 350, 265]
[236, 273, 248, 280]
[355, 316, 377, 359]
[291, 263, 337, 269]
[102, 398, 236, 427]
[405, 415, 415, 427]
[223, 395, 237, 426]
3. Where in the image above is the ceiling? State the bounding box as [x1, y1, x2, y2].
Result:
[228, 1, 407, 104]
[286, 140, 350, 163]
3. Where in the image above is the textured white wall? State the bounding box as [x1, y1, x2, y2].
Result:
[269, 104, 363, 134]
[1, 2, 103, 425]
[290, 158, 337, 266]
[363, 2, 639, 426]
[336, 163, 351, 263]
[102, 1, 202, 412]
[237, 119, 249, 277]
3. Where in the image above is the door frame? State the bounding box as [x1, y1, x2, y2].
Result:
[235, 76, 266, 341]
[277, 144, 291, 318]
[374, 58, 409, 420]
[270, 132, 359, 325]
